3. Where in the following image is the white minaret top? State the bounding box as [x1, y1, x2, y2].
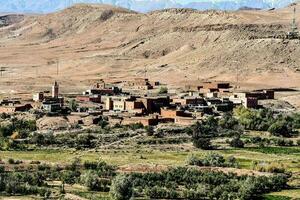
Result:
[52, 81, 59, 98]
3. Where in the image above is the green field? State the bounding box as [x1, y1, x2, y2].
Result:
[1, 146, 299, 169]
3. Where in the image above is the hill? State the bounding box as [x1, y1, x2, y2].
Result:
[0, 3, 300, 94]
[0, 0, 295, 13]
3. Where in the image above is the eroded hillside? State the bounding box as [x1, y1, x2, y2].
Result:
[0, 3, 300, 93]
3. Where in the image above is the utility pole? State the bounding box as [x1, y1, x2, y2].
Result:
[232, 60, 239, 89]
[292, 7, 297, 33]
[0, 67, 6, 77]
[236, 64, 239, 89]
[287, 6, 299, 39]
[56, 59, 59, 76]
[144, 66, 147, 79]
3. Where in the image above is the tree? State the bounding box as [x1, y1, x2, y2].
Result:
[80, 171, 101, 191]
[229, 136, 244, 148]
[268, 120, 292, 137]
[158, 87, 168, 94]
[110, 174, 133, 200]
[192, 119, 218, 150]
[69, 99, 78, 112]
[145, 126, 154, 136]
[202, 153, 226, 167]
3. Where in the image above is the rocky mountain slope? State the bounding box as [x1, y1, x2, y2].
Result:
[0, 3, 300, 93]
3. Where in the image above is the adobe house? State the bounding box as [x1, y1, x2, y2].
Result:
[104, 96, 132, 111]
[233, 90, 274, 101]
[76, 95, 101, 103]
[186, 81, 231, 92]
[175, 117, 197, 126]
[202, 81, 230, 90]
[0, 103, 32, 114]
[172, 97, 206, 106]
[137, 96, 170, 114]
[160, 108, 186, 119]
[121, 116, 159, 126]
[33, 92, 44, 102]
[123, 78, 153, 90]
[229, 94, 258, 109]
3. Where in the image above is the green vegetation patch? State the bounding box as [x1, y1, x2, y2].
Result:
[245, 147, 300, 155]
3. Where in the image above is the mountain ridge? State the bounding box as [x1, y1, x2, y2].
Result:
[0, 3, 299, 92]
[0, 0, 296, 13]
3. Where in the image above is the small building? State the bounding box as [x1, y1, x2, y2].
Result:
[76, 95, 101, 103]
[175, 117, 197, 126]
[234, 90, 274, 100]
[160, 108, 186, 119]
[229, 95, 258, 109]
[33, 92, 44, 102]
[42, 101, 62, 112]
[121, 116, 159, 126]
[0, 103, 32, 114]
[172, 97, 206, 106]
[137, 96, 170, 114]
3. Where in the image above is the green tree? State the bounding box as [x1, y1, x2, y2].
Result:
[158, 87, 168, 94]
[110, 174, 133, 200]
[192, 118, 218, 150]
[230, 136, 245, 148]
[69, 99, 78, 112]
[268, 120, 292, 137]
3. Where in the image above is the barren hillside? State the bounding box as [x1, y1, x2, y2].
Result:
[0, 3, 300, 94]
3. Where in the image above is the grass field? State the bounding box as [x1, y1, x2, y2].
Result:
[1, 146, 299, 170]
[264, 189, 300, 200]
[1, 144, 299, 199]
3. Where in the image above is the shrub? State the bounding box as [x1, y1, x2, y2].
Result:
[186, 154, 203, 166]
[145, 126, 154, 136]
[80, 171, 102, 191]
[192, 119, 218, 150]
[69, 99, 78, 112]
[0, 165, 5, 173]
[230, 136, 245, 148]
[110, 174, 133, 200]
[202, 153, 226, 167]
[8, 158, 22, 165]
[158, 87, 168, 94]
[268, 121, 292, 137]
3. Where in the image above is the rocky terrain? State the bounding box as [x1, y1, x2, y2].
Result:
[0, 3, 300, 94]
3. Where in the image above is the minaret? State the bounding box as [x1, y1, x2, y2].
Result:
[52, 81, 59, 98]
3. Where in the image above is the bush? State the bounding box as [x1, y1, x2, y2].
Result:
[192, 119, 218, 150]
[0, 165, 5, 173]
[81, 171, 102, 191]
[230, 136, 245, 148]
[252, 162, 286, 173]
[158, 87, 168, 94]
[186, 154, 202, 166]
[8, 158, 22, 165]
[202, 153, 226, 167]
[110, 174, 133, 200]
[145, 126, 154, 136]
[268, 121, 292, 137]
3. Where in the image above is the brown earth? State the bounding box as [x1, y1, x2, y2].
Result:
[0, 3, 300, 94]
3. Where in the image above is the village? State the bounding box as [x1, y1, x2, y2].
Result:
[0, 77, 277, 129]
